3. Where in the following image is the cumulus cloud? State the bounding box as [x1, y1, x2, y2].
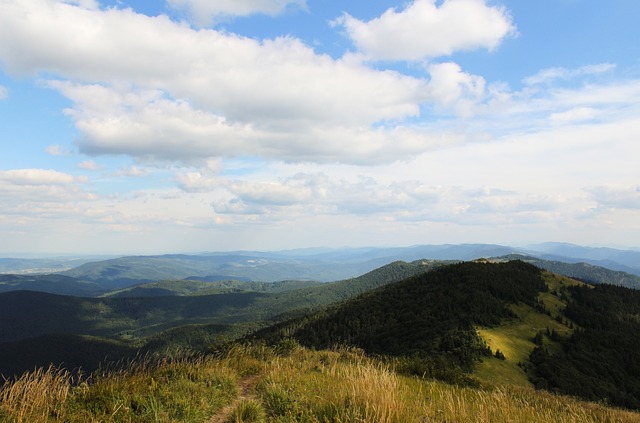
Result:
[427, 62, 486, 116]
[168, 0, 306, 26]
[334, 0, 515, 61]
[50, 80, 463, 164]
[0, 1, 460, 165]
[0, 85, 7, 99]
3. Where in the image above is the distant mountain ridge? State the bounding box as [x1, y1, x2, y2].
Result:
[1, 243, 639, 297]
[524, 242, 640, 275]
[495, 254, 640, 289]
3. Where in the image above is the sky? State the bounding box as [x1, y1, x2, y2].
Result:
[0, 0, 639, 255]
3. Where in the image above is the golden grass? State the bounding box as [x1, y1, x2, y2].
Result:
[2, 344, 640, 422]
[0, 365, 71, 422]
[475, 272, 582, 389]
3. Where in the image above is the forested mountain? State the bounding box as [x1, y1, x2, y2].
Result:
[497, 254, 640, 289]
[2, 243, 639, 297]
[0, 274, 104, 296]
[526, 242, 640, 275]
[529, 283, 640, 409]
[250, 261, 547, 369]
[0, 260, 432, 376]
[0, 256, 109, 274]
[4, 256, 640, 411]
[249, 260, 640, 410]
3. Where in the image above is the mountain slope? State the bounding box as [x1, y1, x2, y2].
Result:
[0, 260, 434, 377]
[529, 283, 640, 409]
[496, 254, 640, 289]
[52, 244, 528, 288]
[250, 261, 547, 370]
[250, 260, 640, 410]
[0, 260, 433, 345]
[0, 274, 104, 296]
[525, 242, 640, 275]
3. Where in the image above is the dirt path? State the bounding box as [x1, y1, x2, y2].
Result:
[208, 375, 260, 423]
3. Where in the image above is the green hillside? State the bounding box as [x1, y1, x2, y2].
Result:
[104, 279, 324, 298]
[249, 260, 640, 410]
[0, 260, 433, 377]
[5, 258, 640, 412]
[529, 282, 640, 409]
[0, 334, 138, 377]
[0, 274, 104, 297]
[475, 272, 583, 387]
[250, 261, 546, 370]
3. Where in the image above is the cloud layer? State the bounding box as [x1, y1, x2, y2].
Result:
[0, 0, 515, 166]
[0, 0, 638, 253]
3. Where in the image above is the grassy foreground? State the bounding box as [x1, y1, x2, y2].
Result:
[2, 343, 639, 422]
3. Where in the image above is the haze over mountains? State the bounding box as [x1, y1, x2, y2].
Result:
[1, 243, 639, 300]
[2, 242, 640, 416]
[2, 242, 640, 283]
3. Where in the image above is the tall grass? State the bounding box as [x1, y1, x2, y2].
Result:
[2, 343, 640, 422]
[0, 355, 236, 422]
[0, 366, 71, 422]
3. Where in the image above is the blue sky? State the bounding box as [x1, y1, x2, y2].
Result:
[0, 0, 639, 255]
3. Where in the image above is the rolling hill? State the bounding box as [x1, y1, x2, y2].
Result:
[2, 257, 640, 414]
[249, 259, 640, 410]
[249, 261, 548, 368]
[0, 273, 104, 296]
[0, 260, 434, 376]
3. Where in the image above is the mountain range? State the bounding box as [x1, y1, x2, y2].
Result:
[2, 243, 640, 414]
[1, 243, 639, 298]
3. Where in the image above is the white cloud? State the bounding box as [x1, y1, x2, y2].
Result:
[168, 0, 306, 26]
[176, 171, 220, 193]
[205, 170, 574, 227]
[0, 85, 7, 99]
[523, 63, 615, 86]
[335, 0, 515, 61]
[0, 169, 82, 185]
[49, 81, 462, 164]
[0, 169, 95, 224]
[549, 107, 599, 125]
[427, 62, 486, 116]
[77, 160, 100, 170]
[0, 1, 457, 165]
[46, 144, 68, 156]
[113, 165, 148, 177]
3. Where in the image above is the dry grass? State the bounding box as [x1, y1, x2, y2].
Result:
[0, 366, 71, 422]
[2, 344, 640, 422]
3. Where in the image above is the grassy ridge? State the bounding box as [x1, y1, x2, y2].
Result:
[2, 344, 638, 422]
[474, 272, 583, 387]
